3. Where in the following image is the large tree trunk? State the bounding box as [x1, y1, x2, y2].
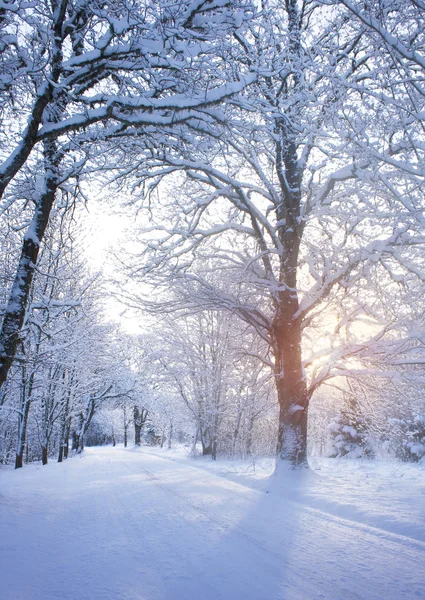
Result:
[133, 406, 148, 446]
[0, 139, 60, 391]
[269, 0, 309, 471]
[71, 430, 79, 451]
[273, 308, 309, 469]
[200, 424, 213, 456]
[201, 441, 212, 456]
[134, 424, 142, 446]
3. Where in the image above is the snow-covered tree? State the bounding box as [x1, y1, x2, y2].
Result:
[328, 395, 374, 459]
[143, 308, 275, 460]
[0, 0, 255, 390]
[117, 1, 425, 471]
[391, 415, 425, 463]
[0, 210, 130, 466]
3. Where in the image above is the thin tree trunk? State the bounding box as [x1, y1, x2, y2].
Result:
[77, 409, 86, 453]
[0, 380, 7, 406]
[40, 364, 61, 466]
[133, 406, 148, 446]
[191, 427, 199, 455]
[167, 422, 173, 450]
[232, 406, 243, 458]
[58, 369, 73, 463]
[58, 399, 71, 463]
[123, 405, 128, 448]
[212, 410, 220, 460]
[62, 416, 71, 458]
[77, 395, 101, 454]
[246, 415, 255, 458]
[211, 439, 217, 461]
[15, 396, 31, 469]
[15, 358, 38, 469]
[58, 416, 71, 462]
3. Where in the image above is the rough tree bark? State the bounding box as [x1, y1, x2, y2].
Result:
[273, 295, 309, 468]
[0, 138, 60, 391]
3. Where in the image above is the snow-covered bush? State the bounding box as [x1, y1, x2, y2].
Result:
[390, 416, 425, 462]
[328, 398, 374, 459]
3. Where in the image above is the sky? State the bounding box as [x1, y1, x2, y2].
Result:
[80, 199, 144, 332]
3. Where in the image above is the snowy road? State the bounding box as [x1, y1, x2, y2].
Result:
[1, 447, 425, 600]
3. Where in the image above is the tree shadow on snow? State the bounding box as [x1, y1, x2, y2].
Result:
[156, 468, 319, 600]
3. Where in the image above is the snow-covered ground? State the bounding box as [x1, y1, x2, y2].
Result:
[1, 447, 424, 600]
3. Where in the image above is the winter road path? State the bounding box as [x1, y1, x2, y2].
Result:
[1, 447, 424, 600]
